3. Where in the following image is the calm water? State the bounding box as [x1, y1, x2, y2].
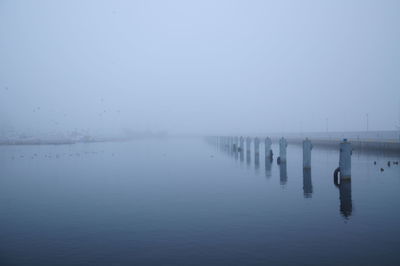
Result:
[0, 138, 400, 265]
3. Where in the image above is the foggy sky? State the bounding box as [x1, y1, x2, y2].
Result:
[1, 0, 399, 136]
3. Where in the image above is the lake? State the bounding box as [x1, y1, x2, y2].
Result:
[0, 138, 399, 265]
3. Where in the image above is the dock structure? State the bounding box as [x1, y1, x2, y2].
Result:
[274, 135, 400, 153]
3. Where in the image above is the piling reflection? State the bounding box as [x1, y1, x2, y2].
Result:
[209, 136, 356, 219]
[265, 155, 272, 178]
[279, 162, 287, 186]
[255, 153, 260, 173]
[334, 174, 353, 218]
[303, 168, 313, 198]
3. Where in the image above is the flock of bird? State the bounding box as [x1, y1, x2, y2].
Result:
[8, 150, 116, 160]
[374, 160, 399, 172]
[3, 86, 122, 128]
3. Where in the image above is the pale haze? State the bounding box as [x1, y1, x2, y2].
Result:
[1, 0, 399, 136]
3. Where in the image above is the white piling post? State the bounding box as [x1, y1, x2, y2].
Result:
[303, 138, 313, 169]
[246, 137, 251, 153]
[265, 137, 272, 158]
[279, 137, 288, 162]
[239, 136, 244, 152]
[233, 136, 238, 152]
[339, 139, 352, 179]
[239, 136, 244, 161]
[254, 137, 260, 156]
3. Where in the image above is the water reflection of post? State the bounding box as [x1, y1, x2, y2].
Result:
[339, 180, 352, 218]
[255, 153, 260, 172]
[265, 155, 272, 178]
[265, 137, 272, 161]
[303, 168, 313, 198]
[234, 136, 239, 160]
[279, 162, 287, 186]
[334, 173, 353, 218]
[233, 136, 238, 152]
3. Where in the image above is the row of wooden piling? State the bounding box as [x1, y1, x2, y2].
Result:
[206, 135, 353, 218]
[210, 136, 352, 180]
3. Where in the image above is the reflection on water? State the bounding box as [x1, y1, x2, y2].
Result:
[334, 174, 353, 218]
[303, 168, 313, 198]
[279, 162, 287, 186]
[339, 180, 353, 218]
[254, 153, 260, 172]
[264, 155, 272, 178]
[213, 137, 357, 218]
[3, 138, 400, 265]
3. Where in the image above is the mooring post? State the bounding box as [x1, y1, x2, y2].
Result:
[303, 138, 313, 169]
[246, 137, 251, 153]
[339, 139, 352, 179]
[239, 136, 244, 152]
[254, 137, 260, 156]
[254, 137, 260, 171]
[246, 137, 251, 165]
[265, 137, 272, 159]
[279, 137, 288, 163]
[239, 136, 244, 161]
[233, 136, 239, 152]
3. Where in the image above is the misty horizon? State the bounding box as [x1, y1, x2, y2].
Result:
[1, 0, 400, 136]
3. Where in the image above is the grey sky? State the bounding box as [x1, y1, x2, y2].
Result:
[1, 0, 399, 136]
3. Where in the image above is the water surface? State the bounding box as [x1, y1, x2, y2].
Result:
[0, 138, 399, 265]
